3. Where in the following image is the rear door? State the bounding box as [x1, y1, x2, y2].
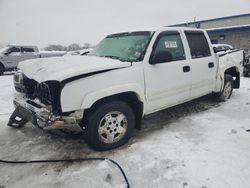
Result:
[144, 31, 192, 113]
[184, 31, 217, 98]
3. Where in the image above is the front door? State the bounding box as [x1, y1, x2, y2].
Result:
[144, 31, 192, 114]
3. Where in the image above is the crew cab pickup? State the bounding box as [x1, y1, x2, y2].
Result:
[0, 45, 66, 75]
[8, 27, 244, 150]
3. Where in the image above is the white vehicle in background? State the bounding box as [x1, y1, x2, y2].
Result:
[39, 50, 66, 58]
[9, 27, 244, 150]
[243, 53, 250, 77]
[0, 45, 66, 75]
[64, 48, 92, 56]
[212, 44, 234, 52]
[0, 45, 40, 75]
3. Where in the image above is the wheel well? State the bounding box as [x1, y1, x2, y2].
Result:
[83, 92, 144, 130]
[224, 67, 240, 89]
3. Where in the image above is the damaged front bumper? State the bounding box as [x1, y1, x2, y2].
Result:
[8, 94, 83, 133]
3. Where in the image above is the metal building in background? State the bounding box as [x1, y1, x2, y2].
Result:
[170, 13, 250, 52]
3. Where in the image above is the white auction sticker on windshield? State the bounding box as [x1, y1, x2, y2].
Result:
[165, 41, 177, 48]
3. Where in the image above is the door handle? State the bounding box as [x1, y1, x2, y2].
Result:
[183, 65, 190, 72]
[208, 62, 214, 68]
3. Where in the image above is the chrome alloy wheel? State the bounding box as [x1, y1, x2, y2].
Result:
[98, 111, 128, 144]
[223, 82, 232, 99]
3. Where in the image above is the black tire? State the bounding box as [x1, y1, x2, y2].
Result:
[214, 74, 234, 102]
[84, 101, 135, 151]
[0, 65, 4, 76]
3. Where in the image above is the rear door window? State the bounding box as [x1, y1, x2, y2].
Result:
[185, 31, 211, 59]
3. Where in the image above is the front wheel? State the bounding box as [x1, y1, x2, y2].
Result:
[84, 101, 135, 151]
[214, 74, 234, 102]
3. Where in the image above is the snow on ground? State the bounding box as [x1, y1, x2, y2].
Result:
[0, 74, 250, 188]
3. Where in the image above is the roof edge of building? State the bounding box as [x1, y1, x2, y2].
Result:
[169, 13, 250, 27]
[207, 24, 250, 33]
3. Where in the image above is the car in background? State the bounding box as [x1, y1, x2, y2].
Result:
[212, 44, 234, 52]
[243, 53, 250, 77]
[39, 50, 66, 58]
[0, 45, 66, 75]
[0, 45, 40, 75]
[64, 48, 92, 56]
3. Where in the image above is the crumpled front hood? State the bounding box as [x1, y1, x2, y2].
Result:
[18, 56, 131, 83]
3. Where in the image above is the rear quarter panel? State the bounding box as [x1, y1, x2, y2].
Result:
[214, 50, 244, 92]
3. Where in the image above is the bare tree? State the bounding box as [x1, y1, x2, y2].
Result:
[44, 44, 67, 51]
[82, 43, 92, 49]
[44, 43, 93, 51]
[68, 43, 81, 51]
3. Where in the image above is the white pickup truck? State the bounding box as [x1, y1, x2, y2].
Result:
[8, 27, 243, 150]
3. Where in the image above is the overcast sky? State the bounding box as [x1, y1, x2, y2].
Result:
[0, 0, 249, 48]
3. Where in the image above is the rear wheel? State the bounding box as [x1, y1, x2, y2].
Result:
[214, 74, 234, 102]
[84, 101, 135, 151]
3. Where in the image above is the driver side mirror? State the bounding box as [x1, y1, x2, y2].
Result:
[149, 51, 173, 64]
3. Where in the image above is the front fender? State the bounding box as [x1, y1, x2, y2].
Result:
[80, 83, 145, 110]
[60, 65, 145, 113]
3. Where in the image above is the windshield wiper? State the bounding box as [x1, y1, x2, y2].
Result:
[102, 55, 121, 60]
[99, 55, 134, 62]
[101, 55, 129, 62]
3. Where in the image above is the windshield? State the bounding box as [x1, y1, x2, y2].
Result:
[0, 46, 10, 53]
[89, 31, 153, 62]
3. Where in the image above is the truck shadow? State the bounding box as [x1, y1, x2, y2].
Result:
[136, 94, 220, 137]
[57, 94, 219, 151]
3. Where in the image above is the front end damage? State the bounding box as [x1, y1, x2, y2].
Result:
[8, 72, 83, 133]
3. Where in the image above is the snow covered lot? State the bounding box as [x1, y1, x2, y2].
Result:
[0, 74, 250, 188]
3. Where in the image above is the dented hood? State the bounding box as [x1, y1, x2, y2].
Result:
[18, 56, 131, 83]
